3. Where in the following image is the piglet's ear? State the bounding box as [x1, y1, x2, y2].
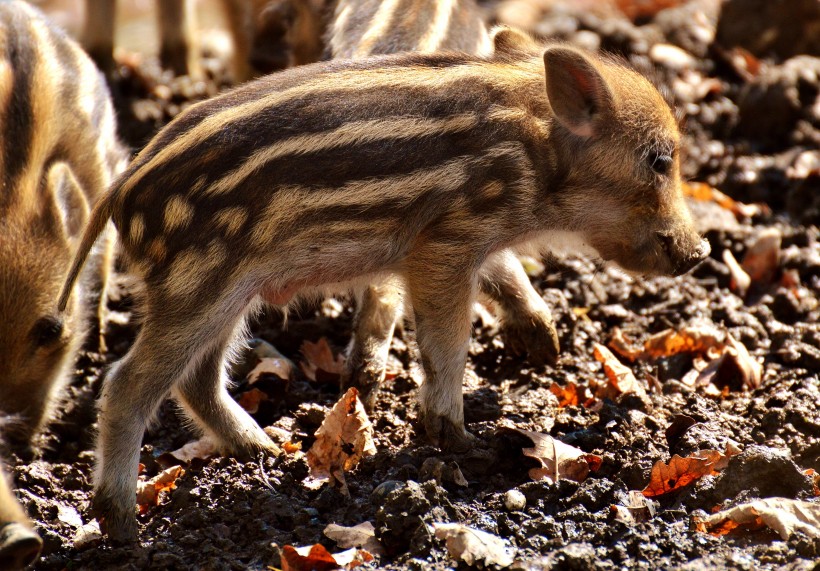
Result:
[44, 162, 89, 241]
[543, 46, 614, 138]
[490, 25, 540, 57]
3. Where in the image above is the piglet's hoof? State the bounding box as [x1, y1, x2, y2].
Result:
[92, 496, 138, 545]
[0, 523, 42, 570]
[423, 414, 476, 454]
[502, 314, 560, 367]
[342, 365, 383, 412]
[226, 434, 283, 462]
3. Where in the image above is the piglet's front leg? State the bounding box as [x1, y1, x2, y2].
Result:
[405, 243, 478, 453]
[479, 250, 560, 366]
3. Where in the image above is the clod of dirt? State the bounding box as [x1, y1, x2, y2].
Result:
[375, 480, 457, 557]
[512, 542, 597, 571]
[707, 445, 816, 505]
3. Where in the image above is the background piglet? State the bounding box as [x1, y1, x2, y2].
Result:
[0, 2, 124, 567]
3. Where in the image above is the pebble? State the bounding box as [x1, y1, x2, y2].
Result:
[504, 489, 527, 512]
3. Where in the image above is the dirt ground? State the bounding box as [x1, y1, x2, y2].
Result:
[9, 1, 820, 569]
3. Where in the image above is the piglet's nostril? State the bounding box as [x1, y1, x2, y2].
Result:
[656, 232, 675, 257]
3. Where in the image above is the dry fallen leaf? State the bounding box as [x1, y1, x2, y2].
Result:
[247, 356, 294, 384]
[280, 544, 338, 571]
[432, 523, 515, 568]
[305, 388, 377, 494]
[694, 498, 820, 540]
[724, 249, 752, 297]
[549, 382, 580, 407]
[509, 427, 602, 484]
[324, 521, 384, 555]
[683, 181, 768, 219]
[611, 490, 658, 525]
[740, 228, 782, 287]
[689, 334, 762, 392]
[238, 387, 268, 414]
[641, 325, 725, 359]
[614, 0, 685, 20]
[592, 343, 652, 408]
[642, 445, 740, 498]
[300, 338, 346, 383]
[609, 328, 643, 362]
[280, 543, 373, 571]
[158, 436, 218, 467]
[136, 465, 184, 514]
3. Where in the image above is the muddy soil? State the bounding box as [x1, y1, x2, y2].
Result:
[9, 1, 820, 570]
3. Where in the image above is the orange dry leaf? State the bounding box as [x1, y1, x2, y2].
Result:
[136, 465, 184, 514]
[642, 445, 740, 498]
[641, 325, 725, 359]
[284, 441, 302, 454]
[238, 387, 268, 414]
[305, 388, 376, 494]
[509, 428, 602, 484]
[614, 0, 684, 20]
[281, 544, 339, 571]
[549, 382, 580, 407]
[642, 452, 719, 498]
[300, 338, 346, 383]
[281, 544, 374, 571]
[609, 328, 643, 362]
[592, 343, 652, 408]
[683, 181, 768, 218]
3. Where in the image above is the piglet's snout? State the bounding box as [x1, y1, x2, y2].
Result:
[657, 233, 711, 276]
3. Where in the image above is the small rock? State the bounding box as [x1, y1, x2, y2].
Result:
[371, 480, 406, 503]
[650, 43, 696, 71]
[504, 489, 527, 512]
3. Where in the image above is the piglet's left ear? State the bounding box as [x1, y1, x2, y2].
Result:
[490, 25, 540, 57]
[43, 162, 90, 241]
[543, 46, 614, 138]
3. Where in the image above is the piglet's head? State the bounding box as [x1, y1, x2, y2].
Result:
[0, 163, 88, 445]
[543, 45, 709, 276]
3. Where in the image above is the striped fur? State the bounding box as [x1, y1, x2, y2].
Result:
[330, 0, 491, 58]
[253, 0, 491, 70]
[0, 1, 124, 443]
[0, 2, 124, 566]
[60, 35, 708, 542]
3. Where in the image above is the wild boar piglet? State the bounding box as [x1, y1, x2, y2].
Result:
[0, 1, 124, 566]
[60, 27, 708, 542]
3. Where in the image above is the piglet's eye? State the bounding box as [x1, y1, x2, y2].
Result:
[648, 152, 673, 175]
[31, 316, 64, 347]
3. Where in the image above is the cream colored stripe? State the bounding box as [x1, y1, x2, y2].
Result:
[250, 141, 531, 246]
[328, 3, 353, 57]
[203, 113, 479, 197]
[21, 12, 62, 216]
[122, 61, 542, 199]
[417, 0, 457, 52]
[354, 0, 402, 57]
